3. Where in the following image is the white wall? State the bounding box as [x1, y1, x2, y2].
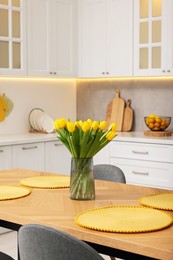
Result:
[0, 78, 76, 135]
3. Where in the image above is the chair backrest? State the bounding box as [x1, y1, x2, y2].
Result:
[18, 224, 104, 260]
[0, 252, 14, 260]
[93, 164, 126, 183]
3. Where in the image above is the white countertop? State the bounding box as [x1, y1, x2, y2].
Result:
[115, 131, 173, 145]
[0, 131, 173, 146]
[0, 133, 58, 146]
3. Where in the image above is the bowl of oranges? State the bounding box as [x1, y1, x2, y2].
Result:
[144, 115, 171, 131]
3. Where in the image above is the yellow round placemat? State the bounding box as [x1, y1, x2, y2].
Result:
[0, 186, 31, 201]
[20, 176, 70, 189]
[139, 193, 173, 210]
[75, 206, 173, 233]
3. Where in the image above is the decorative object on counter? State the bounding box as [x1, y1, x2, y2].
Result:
[75, 205, 173, 233]
[54, 118, 117, 200]
[29, 108, 54, 133]
[106, 89, 125, 131]
[144, 114, 172, 137]
[122, 99, 133, 132]
[0, 186, 31, 201]
[139, 193, 173, 211]
[0, 93, 14, 121]
[20, 176, 70, 189]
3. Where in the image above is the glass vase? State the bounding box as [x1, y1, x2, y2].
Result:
[70, 157, 95, 200]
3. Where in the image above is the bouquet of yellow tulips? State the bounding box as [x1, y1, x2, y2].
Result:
[54, 118, 116, 159]
[54, 118, 117, 200]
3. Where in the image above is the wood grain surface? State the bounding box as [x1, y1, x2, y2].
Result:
[106, 90, 125, 131]
[0, 169, 173, 260]
[144, 130, 172, 137]
[122, 99, 133, 132]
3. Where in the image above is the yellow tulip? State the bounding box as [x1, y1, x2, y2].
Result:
[106, 131, 116, 140]
[91, 121, 99, 130]
[54, 119, 60, 130]
[81, 121, 90, 132]
[99, 121, 107, 130]
[67, 122, 75, 133]
[109, 122, 116, 131]
[87, 118, 92, 127]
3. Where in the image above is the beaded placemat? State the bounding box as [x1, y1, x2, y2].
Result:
[75, 206, 173, 233]
[20, 176, 70, 189]
[138, 193, 173, 211]
[0, 186, 31, 201]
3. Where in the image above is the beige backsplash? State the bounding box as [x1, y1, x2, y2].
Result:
[76, 78, 173, 131]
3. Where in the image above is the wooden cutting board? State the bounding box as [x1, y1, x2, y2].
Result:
[122, 99, 133, 132]
[106, 90, 125, 131]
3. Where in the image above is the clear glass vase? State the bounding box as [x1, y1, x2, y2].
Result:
[70, 157, 95, 200]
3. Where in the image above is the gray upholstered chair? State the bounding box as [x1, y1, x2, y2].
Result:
[93, 164, 126, 184]
[94, 164, 126, 260]
[0, 252, 14, 260]
[18, 224, 104, 260]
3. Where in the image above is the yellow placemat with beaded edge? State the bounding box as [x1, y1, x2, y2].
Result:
[0, 186, 31, 201]
[20, 176, 70, 189]
[75, 206, 173, 233]
[138, 193, 173, 211]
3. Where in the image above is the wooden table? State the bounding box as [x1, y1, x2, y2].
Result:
[0, 169, 173, 260]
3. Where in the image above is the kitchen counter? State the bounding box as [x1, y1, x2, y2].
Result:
[0, 133, 57, 146]
[0, 131, 173, 146]
[115, 131, 173, 145]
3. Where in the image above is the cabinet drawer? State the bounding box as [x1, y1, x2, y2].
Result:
[110, 141, 173, 163]
[110, 158, 173, 190]
[12, 142, 44, 171]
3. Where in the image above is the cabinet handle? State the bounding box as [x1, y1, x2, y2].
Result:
[0, 149, 4, 153]
[162, 70, 166, 73]
[54, 72, 57, 75]
[102, 72, 105, 75]
[50, 72, 53, 74]
[22, 146, 38, 150]
[167, 70, 171, 72]
[106, 72, 109, 75]
[132, 171, 149, 176]
[54, 143, 62, 146]
[132, 150, 149, 155]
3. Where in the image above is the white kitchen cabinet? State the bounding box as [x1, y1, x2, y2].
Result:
[110, 140, 173, 190]
[0, 0, 27, 75]
[12, 142, 45, 171]
[45, 141, 71, 175]
[78, 0, 133, 77]
[134, 0, 173, 76]
[0, 146, 12, 170]
[93, 144, 110, 165]
[27, 0, 77, 77]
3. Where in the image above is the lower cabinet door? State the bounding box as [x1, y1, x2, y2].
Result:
[0, 146, 12, 170]
[45, 141, 71, 175]
[110, 157, 173, 190]
[12, 142, 45, 171]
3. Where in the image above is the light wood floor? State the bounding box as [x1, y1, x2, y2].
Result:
[0, 230, 112, 260]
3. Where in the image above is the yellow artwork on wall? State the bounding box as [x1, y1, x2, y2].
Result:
[0, 93, 14, 121]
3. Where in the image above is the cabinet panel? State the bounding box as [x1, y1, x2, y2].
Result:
[110, 157, 173, 190]
[12, 142, 44, 171]
[45, 141, 71, 175]
[27, 0, 76, 77]
[134, 0, 173, 76]
[110, 141, 173, 163]
[93, 144, 110, 165]
[27, 0, 50, 76]
[79, 0, 106, 77]
[0, 146, 12, 170]
[0, 0, 27, 75]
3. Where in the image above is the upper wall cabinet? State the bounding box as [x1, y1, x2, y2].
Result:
[27, 0, 77, 77]
[134, 0, 173, 76]
[0, 0, 27, 75]
[78, 0, 133, 77]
